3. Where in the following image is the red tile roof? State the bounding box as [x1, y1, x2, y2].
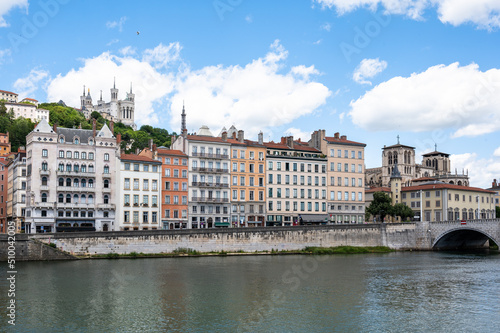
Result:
[402, 183, 495, 194]
[157, 148, 187, 157]
[325, 136, 366, 147]
[23, 98, 38, 102]
[366, 187, 391, 193]
[0, 90, 18, 95]
[120, 154, 161, 163]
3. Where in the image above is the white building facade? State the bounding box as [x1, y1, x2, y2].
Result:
[116, 154, 161, 231]
[24, 119, 118, 233]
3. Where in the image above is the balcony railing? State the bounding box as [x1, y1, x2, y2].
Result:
[97, 203, 116, 210]
[39, 169, 50, 176]
[57, 170, 96, 177]
[31, 201, 55, 209]
[102, 173, 111, 178]
[191, 167, 229, 173]
[191, 197, 229, 203]
[191, 182, 229, 188]
[56, 202, 94, 209]
[57, 186, 96, 192]
[192, 152, 229, 159]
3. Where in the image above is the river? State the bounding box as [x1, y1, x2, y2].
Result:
[1, 252, 499, 332]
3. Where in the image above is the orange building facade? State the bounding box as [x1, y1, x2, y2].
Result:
[158, 148, 189, 229]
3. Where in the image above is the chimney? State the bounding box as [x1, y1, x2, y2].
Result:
[232, 132, 237, 139]
[110, 120, 114, 133]
[258, 132, 263, 145]
[152, 144, 158, 159]
[92, 118, 97, 138]
[493, 179, 497, 188]
[149, 139, 153, 151]
[286, 136, 294, 149]
[281, 137, 286, 144]
[117, 133, 122, 145]
[341, 135, 347, 140]
[221, 131, 227, 141]
[334, 132, 339, 139]
[135, 148, 140, 154]
[237, 130, 244, 143]
[53, 122, 58, 132]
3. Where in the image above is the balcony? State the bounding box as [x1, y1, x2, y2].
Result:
[191, 167, 229, 173]
[57, 170, 96, 177]
[31, 201, 55, 209]
[191, 197, 229, 203]
[97, 203, 116, 210]
[102, 173, 111, 178]
[57, 186, 96, 192]
[39, 169, 50, 176]
[192, 152, 229, 159]
[56, 202, 94, 209]
[191, 182, 229, 188]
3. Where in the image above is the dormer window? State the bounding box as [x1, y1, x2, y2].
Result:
[74, 137, 80, 144]
[59, 136, 65, 143]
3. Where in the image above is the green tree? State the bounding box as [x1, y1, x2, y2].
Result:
[393, 203, 414, 222]
[496, 206, 500, 218]
[8, 117, 34, 151]
[367, 192, 394, 222]
[91, 111, 101, 120]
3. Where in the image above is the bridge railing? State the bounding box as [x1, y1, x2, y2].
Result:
[428, 219, 500, 224]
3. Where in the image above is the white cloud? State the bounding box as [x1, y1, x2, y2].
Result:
[353, 57, 387, 85]
[46, 51, 175, 126]
[320, 22, 331, 31]
[0, 0, 28, 27]
[142, 42, 182, 69]
[106, 16, 127, 32]
[349, 62, 500, 137]
[106, 39, 119, 46]
[291, 65, 320, 80]
[245, 14, 253, 23]
[284, 127, 311, 142]
[13, 68, 49, 98]
[314, 0, 500, 29]
[119, 46, 136, 56]
[494, 147, 500, 157]
[313, 39, 322, 45]
[169, 40, 331, 138]
[0, 48, 11, 65]
[451, 153, 500, 188]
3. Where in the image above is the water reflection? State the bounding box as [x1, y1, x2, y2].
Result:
[0, 252, 499, 332]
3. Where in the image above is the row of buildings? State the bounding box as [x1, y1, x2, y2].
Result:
[0, 89, 50, 123]
[0, 103, 498, 234]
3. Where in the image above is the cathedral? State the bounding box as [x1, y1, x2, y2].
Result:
[366, 138, 469, 188]
[79, 79, 136, 129]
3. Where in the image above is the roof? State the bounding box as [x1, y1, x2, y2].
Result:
[22, 98, 38, 102]
[120, 154, 162, 164]
[325, 136, 366, 147]
[0, 90, 18, 95]
[422, 150, 450, 157]
[57, 127, 94, 142]
[187, 135, 230, 144]
[366, 187, 391, 193]
[157, 148, 187, 157]
[412, 177, 435, 182]
[383, 143, 415, 150]
[197, 125, 213, 136]
[402, 183, 495, 194]
[33, 118, 54, 134]
[264, 141, 323, 153]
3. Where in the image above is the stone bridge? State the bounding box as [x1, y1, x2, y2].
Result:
[414, 219, 500, 250]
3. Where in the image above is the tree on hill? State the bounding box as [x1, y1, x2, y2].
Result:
[367, 192, 394, 222]
[393, 203, 414, 222]
[9, 117, 34, 151]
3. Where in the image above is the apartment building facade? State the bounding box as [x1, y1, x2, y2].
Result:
[6, 150, 27, 232]
[24, 119, 117, 233]
[116, 154, 162, 231]
[310, 130, 366, 224]
[172, 127, 231, 228]
[265, 136, 328, 226]
[157, 148, 189, 229]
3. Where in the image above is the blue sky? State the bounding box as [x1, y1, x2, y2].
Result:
[1, 0, 500, 187]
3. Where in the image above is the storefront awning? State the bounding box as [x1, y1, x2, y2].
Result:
[215, 222, 230, 227]
[299, 214, 329, 222]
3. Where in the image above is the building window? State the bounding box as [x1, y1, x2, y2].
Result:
[104, 166, 109, 174]
[104, 153, 109, 161]
[89, 153, 94, 160]
[104, 195, 109, 204]
[42, 149, 48, 157]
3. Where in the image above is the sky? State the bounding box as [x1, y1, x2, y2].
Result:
[1, 0, 500, 188]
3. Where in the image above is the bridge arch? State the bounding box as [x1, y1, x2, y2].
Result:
[433, 227, 499, 250]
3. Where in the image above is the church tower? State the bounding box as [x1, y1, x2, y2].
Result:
[80, 85, 86, 109]
[110, 77, 118, 102]
[126, 82, 135, 103]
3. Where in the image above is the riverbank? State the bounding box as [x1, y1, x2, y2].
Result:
[82, 246, 394, 259]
